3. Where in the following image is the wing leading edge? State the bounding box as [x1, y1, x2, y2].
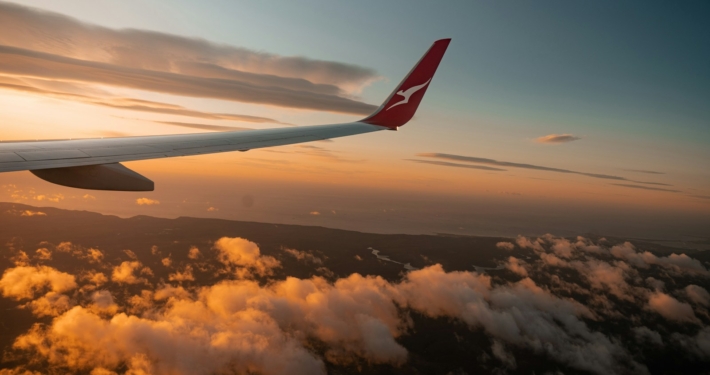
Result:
[0, 39, 450, 191]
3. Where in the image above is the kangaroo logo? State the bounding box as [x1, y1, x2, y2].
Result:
[386, 78, 431, 110]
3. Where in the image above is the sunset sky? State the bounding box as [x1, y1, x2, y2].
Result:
[0, 0, 708, 239]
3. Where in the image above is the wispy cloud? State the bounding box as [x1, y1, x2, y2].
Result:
[0, 77, 287, 123]
[0, 3, 380, 114]
[623, 169, 665, 175]
[415, 153, 678, 191]
[416, 153, 627, 180]
[0, 46, 376, 115]
[633, 181, 674, 187]
[535, 134, 581, 144]
[292, 145, 362, 163]
[610, 184, 681, 193]
[406, 159, 507, 171]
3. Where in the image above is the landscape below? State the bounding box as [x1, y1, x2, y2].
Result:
[0, 202, 709, 374]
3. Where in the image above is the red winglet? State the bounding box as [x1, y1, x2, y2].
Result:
[360, 39, 450, 129]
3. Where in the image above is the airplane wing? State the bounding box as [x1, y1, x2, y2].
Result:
[0, 39, 450, 191]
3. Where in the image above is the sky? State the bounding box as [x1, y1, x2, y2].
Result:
[0, 0, 709, 240]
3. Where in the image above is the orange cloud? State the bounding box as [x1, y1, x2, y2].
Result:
[648, 292, 698, 323]
[535, 134, 581, 144]
[213, 237, 280, 278]
[111, 261, 147, 284]
[0, 266, 77, 300]
[495, 241, 515, 251]
[136, 198, 160, 206]
[168, 265, 195, 282]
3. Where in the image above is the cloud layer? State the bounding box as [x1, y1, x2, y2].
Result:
[2, 234, 709, 374]
[414, 153, 676, 191]
[0, 2, 380, 118]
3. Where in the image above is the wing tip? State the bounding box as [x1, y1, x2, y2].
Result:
[361, 39, 451, 129]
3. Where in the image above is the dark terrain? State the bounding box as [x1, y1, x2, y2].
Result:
[1, 202, 709, 374]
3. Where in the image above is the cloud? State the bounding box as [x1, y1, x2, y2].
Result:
[535, 134, 582, 144]
[407, 159, 507, 171]
[647, 292, 699, 323]
[674, 329, 710, 362]
[188, 246, 202, 260]
[89, 290, 119, 315]
[136, 198, 160, 206]
[0, 266, 77, 318]
[33, 193, 64, 202]
[505, 256, 529, 277]
[418, 153, 631, 180]
[496, 242, 515, 251]
[397, 266, 639, 374]
[633, 327, 664, 346]
[416, 153, 675, 188]
[9, 233, 710, 374]
[83, 271, 108, 286]
[283, 248, 323, 265]
[14, 305, 326, 375]
[685, 285, 710, 307]
[213, 237, 281, 278]
[35, 248, 51, 260]
[309, 211, 321, 216]
[609, 242, 707, 275]
[0, 78, 287, 123]
[85, 248, 105, 264]
[0, 266, 77, 300]
[632, 181, 674, 187]
[26, 292, 74, 317]
[611, 184, 681, 193]
[5, 209, 48, 217]
[123, 249, 138, 260]
[514, 235, 709, 310]
[0, 3, 378, 89]
[111, 261, 147, 284]
[624, 169, 665, 175]
[287, 145, 362, 163]
[515, 236, 544, 252]
[169, 265, 195, 282]
[0, 3, 380, 114]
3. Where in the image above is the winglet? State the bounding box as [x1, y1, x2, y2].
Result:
[360, 39, 450, 129]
